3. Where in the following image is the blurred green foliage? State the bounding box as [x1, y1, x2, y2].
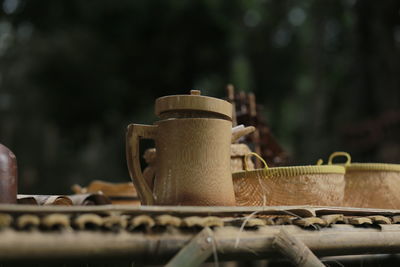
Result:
[0, 0, 399, 194]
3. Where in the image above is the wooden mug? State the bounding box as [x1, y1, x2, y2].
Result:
[127, 118, 236, 206]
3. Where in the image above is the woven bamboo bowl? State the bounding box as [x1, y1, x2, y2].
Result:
[328, 152, 400, 209]
[232, 153, 345, 206]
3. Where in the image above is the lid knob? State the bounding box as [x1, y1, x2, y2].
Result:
[190, 90, 201, 96]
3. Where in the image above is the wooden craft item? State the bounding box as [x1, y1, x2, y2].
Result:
[72, 180, 139, 205]
[0, 144, 17, 204]
[126, 90, 236, 206]
[17, 194, 111, 206]
[72, 180, 137, 197]
[232, 153, 345, 206]
[17, 195, 73, 206]
[68, 194, 112, 206]
[328, 152, 400, 209]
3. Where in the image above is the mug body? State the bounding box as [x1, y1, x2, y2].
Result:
[153, 118, 236, 206]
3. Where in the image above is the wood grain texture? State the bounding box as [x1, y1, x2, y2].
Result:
[343, 170, 400, 209]
[233, 172, 345, 206]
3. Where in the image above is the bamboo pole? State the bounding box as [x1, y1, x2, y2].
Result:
[320, 254, 400, 266]
[226, 84, 237, 127]
[166, 227, 214, 267]
[273, 229, 324, 267]
[0, 225, 400, 263]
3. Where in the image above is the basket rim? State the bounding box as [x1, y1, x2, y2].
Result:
[345, 163, 400, 172]
[232, 165, 345, 178]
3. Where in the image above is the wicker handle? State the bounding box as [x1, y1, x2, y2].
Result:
[126, 124, 158, 205]
[244, 152, 269, 171]
[328, 151, 352, 166]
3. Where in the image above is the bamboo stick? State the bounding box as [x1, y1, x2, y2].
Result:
[273, 229, 324, 267]
[320, 254, 400, 266]
[226, 84, 237, 127]
[166, 227, 214, 267]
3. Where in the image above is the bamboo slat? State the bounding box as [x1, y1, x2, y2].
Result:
[1, 204, 400, 218]
[0, 204, 317, 217]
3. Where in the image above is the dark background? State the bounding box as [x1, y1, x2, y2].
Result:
[0, 0, 400, 194]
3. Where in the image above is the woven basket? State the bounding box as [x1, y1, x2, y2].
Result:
[232, 153, 345, 206]
[328, 152, 400, 209]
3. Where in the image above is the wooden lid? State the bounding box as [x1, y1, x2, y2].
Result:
[155, 90, 232, 119]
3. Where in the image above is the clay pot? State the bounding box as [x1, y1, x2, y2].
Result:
[0, 144, 17, 204]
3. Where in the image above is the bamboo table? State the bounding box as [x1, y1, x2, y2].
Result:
[1, 204, 400, 266]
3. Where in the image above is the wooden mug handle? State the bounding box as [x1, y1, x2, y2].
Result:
[126, 124, 158, 205]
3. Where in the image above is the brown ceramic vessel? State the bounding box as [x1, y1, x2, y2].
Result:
[0, 143, 17, 204]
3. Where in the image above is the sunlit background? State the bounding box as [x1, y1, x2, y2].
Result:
[1, 0, 400, 194]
